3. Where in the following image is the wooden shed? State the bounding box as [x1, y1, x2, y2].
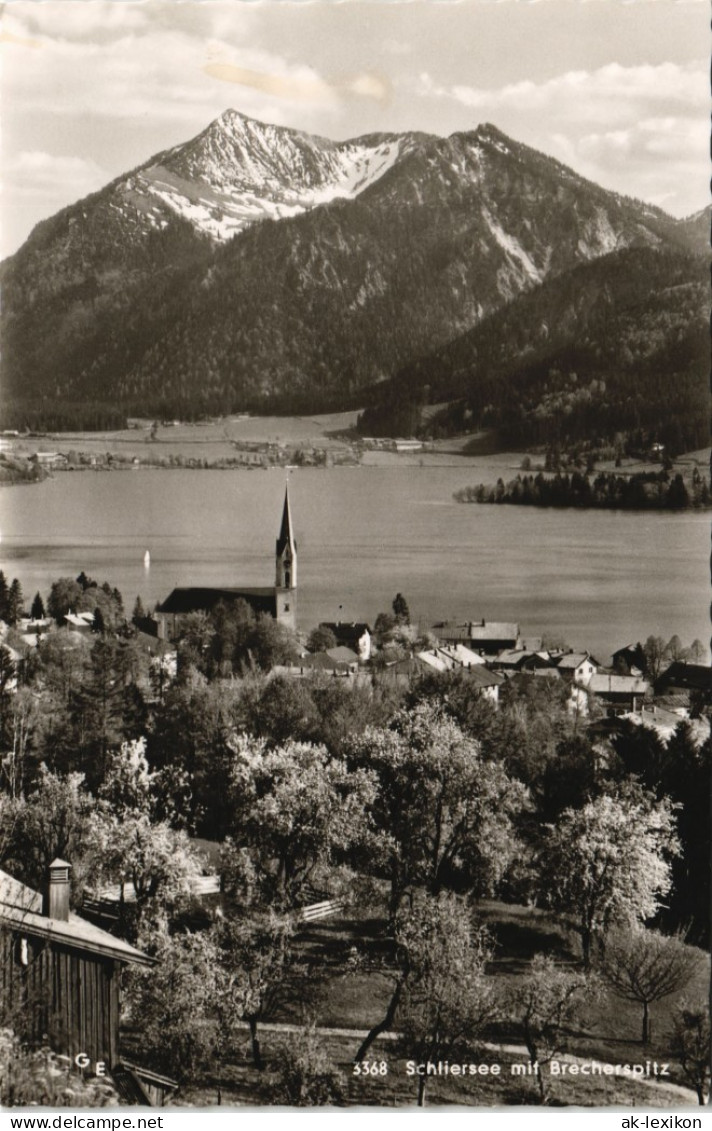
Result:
[0, 860, 153, 1072]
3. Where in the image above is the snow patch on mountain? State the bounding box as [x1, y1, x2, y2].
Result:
[115, 116, 410, 243]
[485, 210, 543, 283]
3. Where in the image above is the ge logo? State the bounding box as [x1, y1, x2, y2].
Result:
[75, 1052, 106, 1075]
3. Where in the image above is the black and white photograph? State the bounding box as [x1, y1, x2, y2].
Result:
[0, 0, 709, 1115]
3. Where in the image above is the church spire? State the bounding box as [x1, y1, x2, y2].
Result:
[275, 484, 297, 589]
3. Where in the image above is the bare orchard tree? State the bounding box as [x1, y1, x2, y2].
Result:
[600, 929, 703, 1045]
[671, 1005, 711, 1105]
[506, 954, 594, 1105]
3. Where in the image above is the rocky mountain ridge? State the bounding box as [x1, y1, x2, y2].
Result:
[2, 110, 708, 432]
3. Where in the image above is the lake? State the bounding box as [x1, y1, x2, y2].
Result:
[1, 465, 708, 662]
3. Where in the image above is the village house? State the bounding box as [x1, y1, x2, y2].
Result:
[554, 651, 598, 686]
[588, 672, 650, 714]
[0, 860, 175, 1105]
[64, 611, 95, 633]
[655, 661, 711, 696]
[18, 617, 52, 638]
[611, 643, 645, 675]
[319, 622, 372, 661]
[491, 648, 554, 674]
[286, 646, 361, 678]
[431, 619, 520, 656]
[34, 452, 68, 468]
[416, 643, 486, 673]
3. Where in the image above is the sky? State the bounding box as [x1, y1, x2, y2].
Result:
[2, 0, 709, 259]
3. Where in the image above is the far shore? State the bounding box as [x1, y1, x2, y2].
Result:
[2, 412, 708, 482]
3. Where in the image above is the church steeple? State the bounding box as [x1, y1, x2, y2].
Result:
[275, 484, 297, 590]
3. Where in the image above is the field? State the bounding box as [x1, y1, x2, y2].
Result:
[7, 413, 709, 476]
[125, 898, 708, 1109]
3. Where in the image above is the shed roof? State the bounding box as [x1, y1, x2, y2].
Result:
[0, 868, 153, 968]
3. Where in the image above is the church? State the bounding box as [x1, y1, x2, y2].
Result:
[155, 485, 298, 641]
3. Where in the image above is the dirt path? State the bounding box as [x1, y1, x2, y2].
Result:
[244, 1021, 698, 1105]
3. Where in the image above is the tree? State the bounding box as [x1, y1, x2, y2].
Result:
[688, 639, 706, 664]
[396, 893, 497, 1106]
[373, 611, 396, 646]
[47, 577, 84, 624]
[665, 635, 690, 664]
[2, 688, 41, 801]
[306, 625, 337, 653]
[149, 674, 245, 834]
[0, 572, 8, 622]
[228, 736, 376, 909]
[600, 928, 702, 1044]
[215, 909, 304, 1070]
[123, 929, 219, 1082]
[244, 675, 318, 745]
[249, 614, 298, 671]
[642, 635, 669, 681]
[30, 593, 45, 620]
[392, 593, 411, 625]
[0, 768, 99, 902]
[98, 737, 155, 817]
[542, 793, 679, 968]
[507, 954, 592, 1104]
[347, 705, 527, 914]
[98, 813, 204, 937]
[671, 1006, 711, 1105]
[6, 580, 23, 627]
[274, 1025, 344, 1106]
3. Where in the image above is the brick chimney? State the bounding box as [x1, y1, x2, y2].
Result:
[45, 858, 71, 921]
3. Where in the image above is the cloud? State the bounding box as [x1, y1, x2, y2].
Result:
[11, 1, 150, 40]
[414, 60, 708, 216]
[203, 62, 338, 106]
[424, 60, 706, 126]
[203, 59, 391, 107]
[4, 150, 107, 199]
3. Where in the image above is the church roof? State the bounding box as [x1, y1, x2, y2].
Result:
[276, 485, 297, 557]
[156, 587, 277, 617]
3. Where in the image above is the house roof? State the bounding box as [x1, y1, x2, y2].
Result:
[589, 674, 649, 696]
[65, 612, 94, 628]
[156, 587, 277, 617]
[438, 644, 486, 667]
[325, 646, 360, 663]
[417, 650, 453, 673]
[656, 662, 711, 693]
[466, 665, 505, 689]
[433, 620, 519, 643]
[556, 653, 594, 670]
[300, 652, 352, 672]
[0, 868, 153, 968]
